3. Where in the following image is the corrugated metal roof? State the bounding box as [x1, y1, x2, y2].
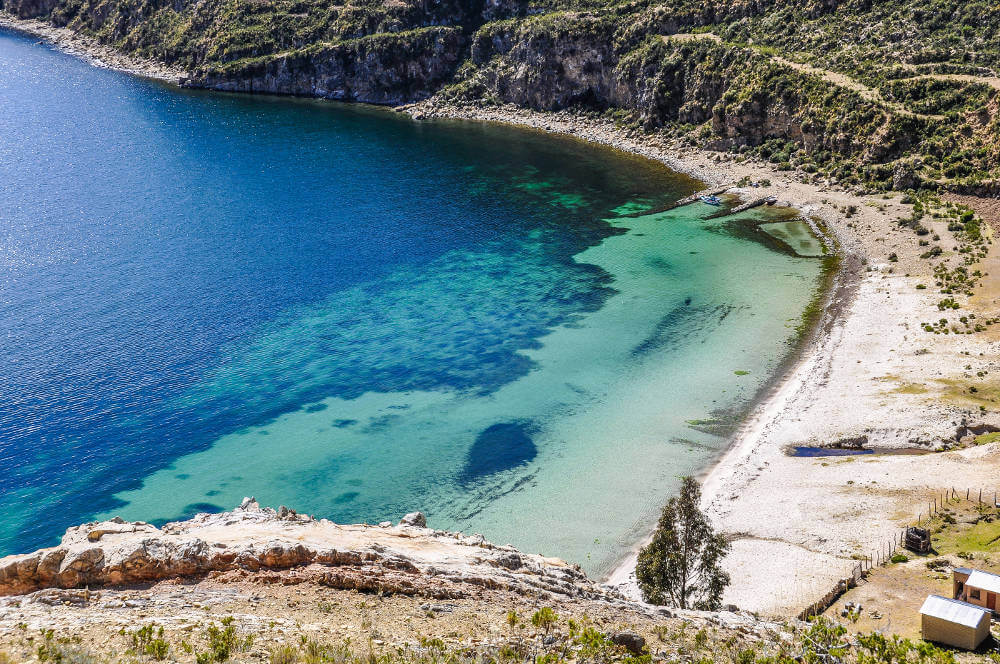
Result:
[954, 567, 974, 576]
[967, 570, 1000, 595]
[920, 595, 990, 628]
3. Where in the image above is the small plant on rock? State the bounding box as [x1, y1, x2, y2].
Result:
[531, 607, 558, 635]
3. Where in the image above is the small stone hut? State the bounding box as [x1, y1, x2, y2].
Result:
[920, 595, 992, 650]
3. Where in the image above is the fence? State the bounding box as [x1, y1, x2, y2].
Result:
[797, 486, 999, 621]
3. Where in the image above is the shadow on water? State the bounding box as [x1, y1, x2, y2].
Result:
[461, 421, 539, 484]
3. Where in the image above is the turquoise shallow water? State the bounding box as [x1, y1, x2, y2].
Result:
[0, 28, 823, 574]
[760, 220, 828, 257]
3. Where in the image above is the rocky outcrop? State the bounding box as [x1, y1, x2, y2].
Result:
[398, 511, 427, 527]
[0, 499, 608, 601]
[1, 0, 59, 19]
[186, 28, 465, 104]
[466, 16, 621, 111]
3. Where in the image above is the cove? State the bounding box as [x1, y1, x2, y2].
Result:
[0, 28, 823, 575]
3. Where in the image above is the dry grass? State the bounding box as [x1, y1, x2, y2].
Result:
[825, 498, 1000, 639]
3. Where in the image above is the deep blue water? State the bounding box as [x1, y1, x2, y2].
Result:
[0, 28, 823, 571]
[0, 29, 689, 554]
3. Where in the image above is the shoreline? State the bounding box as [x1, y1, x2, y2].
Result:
[4, 21, 1000, 617]
[406, 100, 1000, 615]
[0, 12, 186, 82]
[400, 99, 866, 585]
[604, 251, 862, 597]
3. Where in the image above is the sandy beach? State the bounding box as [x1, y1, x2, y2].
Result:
[407, 100, 1000, 617]
[3, 13, 999, 619]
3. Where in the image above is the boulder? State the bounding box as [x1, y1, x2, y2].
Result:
[399, 512, 427, 528]
[610, 631, 646, 655]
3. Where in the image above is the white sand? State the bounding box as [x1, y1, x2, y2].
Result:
[406, 103, 1000, 617]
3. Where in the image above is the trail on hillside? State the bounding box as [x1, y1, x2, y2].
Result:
[894, 72, 1000, 91]
[660, 33, 1000, 120]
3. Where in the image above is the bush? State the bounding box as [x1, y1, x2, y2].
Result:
[204, 617, 254, 662]
[531, 607, 558, 634]
[125, 624, 169, 660]
[270, 645, 299, 664]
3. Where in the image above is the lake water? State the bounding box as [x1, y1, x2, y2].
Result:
[0, 28, 824, 574]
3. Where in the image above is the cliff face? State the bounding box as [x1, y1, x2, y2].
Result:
[189, 28, 464, 104]
[455, 28, 894, 163]
[464, 17, 620, 111]
[2, 0, 58, 19]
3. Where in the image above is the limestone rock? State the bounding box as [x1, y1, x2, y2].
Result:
[399, 512, 427, 528]
[0, 502, 609, 602]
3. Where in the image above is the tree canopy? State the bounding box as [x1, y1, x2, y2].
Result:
[635, 476, 730, 610]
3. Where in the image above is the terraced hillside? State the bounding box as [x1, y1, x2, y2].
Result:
[2, 0, 998, 191]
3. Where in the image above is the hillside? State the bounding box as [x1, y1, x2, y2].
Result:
[0, 501, 980, 663]
[1, 0, 998, 193]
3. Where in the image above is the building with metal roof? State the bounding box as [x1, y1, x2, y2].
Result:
[954, 568, 1000, 612]
[920, 595, 992, 650]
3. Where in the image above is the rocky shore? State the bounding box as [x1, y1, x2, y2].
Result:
[0, 13, 185, 81]
[0, 501, 799, 664]
[0, 499, 604, 602]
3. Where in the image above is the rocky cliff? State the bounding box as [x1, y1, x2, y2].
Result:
[188, 28, 464, 104]
[0, 499, 604, 602]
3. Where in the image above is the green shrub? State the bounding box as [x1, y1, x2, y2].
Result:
[270, 645, 300, 664]
[531, 607, 558, 634]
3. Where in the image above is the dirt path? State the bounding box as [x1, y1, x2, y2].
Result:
[895, 72, 1000, 91]
[663, 33, 948, 119]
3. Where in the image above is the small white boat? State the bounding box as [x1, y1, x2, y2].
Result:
[699, 195, 722, 206]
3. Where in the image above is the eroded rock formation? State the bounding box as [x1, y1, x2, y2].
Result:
[0, 499, 606, 602]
